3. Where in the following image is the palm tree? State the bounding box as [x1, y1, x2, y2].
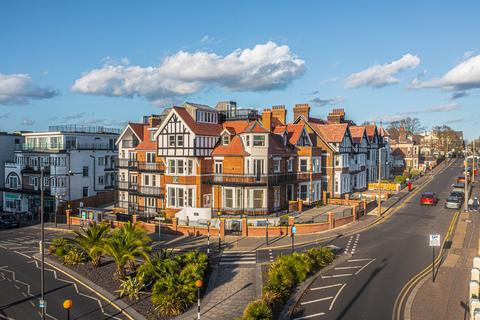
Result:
[71, 221, 110, 267]
[102, 224, 151, 278]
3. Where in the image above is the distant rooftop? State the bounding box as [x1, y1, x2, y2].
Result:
[48, 125, 121, 135]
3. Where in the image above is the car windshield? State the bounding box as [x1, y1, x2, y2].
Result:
[447, 197, 460, 203]
[453, 183, 465, 188]
[422, 194, 434, 199]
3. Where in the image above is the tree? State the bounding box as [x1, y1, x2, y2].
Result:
[71, 221, 110, 267]
[388, 117, 425, 134]
[431, 125, 463, 155]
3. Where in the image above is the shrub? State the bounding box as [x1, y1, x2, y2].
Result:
[63, 247, 86, 266]
[151, 274, 197, 316]
[137, 250, 174, 289]
[243, 299, 273, 320]
[116, 275, 144, 301]
[279, 214, 289, 226]
[394, 175, 407, 184]
[71, 221, 110, 267]
[49, 238, 69, 257]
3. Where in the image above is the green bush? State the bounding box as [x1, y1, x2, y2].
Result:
[260, 246, 334, 317]
[49, 237, 69, 257]
[243, 299, 273, 320]
[116, 275, 144, 301]
[394, 175, 407, 184]
[63, 247, 86, 266]
[150, 250, 209, 316]
[279, 214, 289, 226]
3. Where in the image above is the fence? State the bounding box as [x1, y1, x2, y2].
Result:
[57, 191, 115, 216]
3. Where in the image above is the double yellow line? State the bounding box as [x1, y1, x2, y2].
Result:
[392, 210, 460, 320]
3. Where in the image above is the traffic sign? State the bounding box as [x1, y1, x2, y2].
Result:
[39, 299, 45, 308]
[429, 234, 441, 247]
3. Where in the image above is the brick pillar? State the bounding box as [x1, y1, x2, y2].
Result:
[132, 214, 138, 224]
[322, 191, 327, 204]
[65, 209, 71, 228]
[172, 217, 178, 232]
[297, 199, 303, 213]
[345, 193, 350, 205]
[242, 218, 248, 237]
[362, 199, 367, 214]
[219, 218, 226, 238]
[328, 212, 335, 229]
[352, 206, 357, 221]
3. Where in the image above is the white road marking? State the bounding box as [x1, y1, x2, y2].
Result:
[301, 296, 333, 305]
[329, 283, 346, 310]
[355, 258, 376, 275]
[219, 261, 256, 265]
[334, 266, 362, 270]
[310, 283, 343, 291]
[348, 258, 373, 262]
[321, 274, 352, 278]
[292, 312, 326, 319]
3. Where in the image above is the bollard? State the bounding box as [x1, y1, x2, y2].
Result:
[471, 299, 480, 320]
[473, 268, 480, 282]
[471, 281, 479, 299]
[474, 257, 480, 269]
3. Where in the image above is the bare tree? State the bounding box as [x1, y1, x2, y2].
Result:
[431, 125, 463, 155]
[388, 117, 425, 134]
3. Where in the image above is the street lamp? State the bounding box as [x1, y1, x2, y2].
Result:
[265, 217, 269, 245]
[195, 279, 203, 320]
[63, 299, 73, 320]
[207, 220, 211, 256]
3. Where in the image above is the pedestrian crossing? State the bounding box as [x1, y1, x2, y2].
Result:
[219, 251, 257, 266]
[0, 233, 57, 258]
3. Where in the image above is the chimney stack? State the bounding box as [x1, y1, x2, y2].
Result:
[293, 103, 310, 122]
[271, 105, 287, 125]
[148, 114, 161, 127]
[327, 108, 345, 123]
[261, 109, 273, 131]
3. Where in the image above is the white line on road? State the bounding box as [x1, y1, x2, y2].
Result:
[219, 261, 256, 265]
[321, 274, 352, 278]
[301, 296, 333, 305]
[329, 283, 346, 310]
[310, 283, 343, 291]
[334, 266, 362, 270]
[348, 258, 373, 262]
[292, 312, 325, 319]
[355, 258, 376, 275]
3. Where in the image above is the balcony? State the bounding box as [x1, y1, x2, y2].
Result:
[204, 172, 311, 187]
[212, 204, 289, 217]
[138, 162, 163, 172]
[116, 201, 159, 216]
[116, 182, 163, 197]
[117, 159, 139, 170]
[16, 143, 117, 152]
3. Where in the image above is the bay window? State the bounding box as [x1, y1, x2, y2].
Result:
[225, 189, 233, 208]
[253, 135, 265, 147]
[253, 189, 264, 208]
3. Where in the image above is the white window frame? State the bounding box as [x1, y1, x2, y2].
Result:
[253, 135, 265, 147]
[273, 158, 281, 173]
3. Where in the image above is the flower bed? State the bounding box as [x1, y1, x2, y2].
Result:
[49, 222, 209, 319]
[242, 246, 335, 320]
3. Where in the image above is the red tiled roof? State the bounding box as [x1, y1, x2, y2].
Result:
[136, 126, 157, 150]
[349, 126, 366, 144]
[222, 121, 251, 134]
[211, 135, 250, 156]
[314, 123, 348, 143]
[273, 123, 305, 145]
[173, 107, 222, 136]
[364, 125, 377, 139]
[129, 123, 145, 140]
[245, 121, 269, 133]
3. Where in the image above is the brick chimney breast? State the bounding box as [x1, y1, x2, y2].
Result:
[271, 105, 287, 125]
[261, 108, 273, 132]
[327, 108, 345, 123]
[293, 103, 311, 122]
[149, 115, 161, 127]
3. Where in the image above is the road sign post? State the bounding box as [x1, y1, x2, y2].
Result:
[291, 225, 296, 253]
[155, 216, 165, 246]
[429, 234, 441, 282]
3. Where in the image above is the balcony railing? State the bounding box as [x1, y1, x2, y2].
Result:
[116, 201, 159, 216]
[204, 172, 311, 186]
[121, 140, 138, 148]
[138, 162, 163, 172]
[116, 182, 163, 197]
[16, 143, 116, 152]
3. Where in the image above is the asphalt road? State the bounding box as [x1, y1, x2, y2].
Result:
[0, 227, 127, 320]
[290, 160, 462, 320]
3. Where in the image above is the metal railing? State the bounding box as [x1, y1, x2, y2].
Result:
[17, 143, 116, 152]
[204, 172, 311, 186]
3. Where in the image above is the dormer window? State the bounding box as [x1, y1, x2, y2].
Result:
[222, 135, 230, 145]
[283, 132, 288, 146]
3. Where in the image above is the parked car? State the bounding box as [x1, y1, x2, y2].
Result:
[0, 216, 20, 229]
[450, 191, 465, 200]
[457, 176, 466, 183]
[420, 192, 439, 206]
[445, 196, 462, 209]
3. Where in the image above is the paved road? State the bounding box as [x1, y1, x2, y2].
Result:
[0, 227, 127, 320]
[290, 160, 462, 320]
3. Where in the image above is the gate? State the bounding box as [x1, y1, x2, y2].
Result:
[225, 219, 242, 236]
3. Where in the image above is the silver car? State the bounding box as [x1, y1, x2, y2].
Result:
[445, 196, 462, 209]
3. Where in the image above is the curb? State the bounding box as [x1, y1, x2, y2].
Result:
[33, 253, 145, 320]
[278, 254, 352, 320]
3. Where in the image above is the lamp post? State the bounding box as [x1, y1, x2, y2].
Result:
[207, 221, 211, 256]
[217, 211, 222, 250]
[63, 299, 73, 320]
[265, 217, 269, 245]
[40, 166, 46, 320]
[195, 279, 203, 320]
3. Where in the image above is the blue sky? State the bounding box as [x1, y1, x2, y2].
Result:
[1, 1, 479, 138]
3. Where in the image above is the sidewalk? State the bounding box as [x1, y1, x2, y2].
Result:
[410, 181, 479, 320]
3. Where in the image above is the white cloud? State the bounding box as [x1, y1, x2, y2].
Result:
[424, 102, 460, 113]
[345, 54, 420, 89]
[200, 35, 223, 45]
[21, 117, 35, 126]
[72, 41, 306, 106]
[0, 73, 57, 105]
[410, 54, 480, 92]
[310, 96, 344, 107]
[369, 114, 409, 123]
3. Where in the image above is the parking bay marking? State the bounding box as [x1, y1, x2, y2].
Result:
[329, 283, 347, 310]
[310, 283, 343, 291]
[292, 312, 326, 320]
[321, 274, 352, 278]
[301, 296, 334, 306]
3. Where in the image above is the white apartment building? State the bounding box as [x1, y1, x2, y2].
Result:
[0, 132, 24, 211]
[2, 125, 119, 216]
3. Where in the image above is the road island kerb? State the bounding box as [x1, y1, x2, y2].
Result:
[33, 253, 146, 320]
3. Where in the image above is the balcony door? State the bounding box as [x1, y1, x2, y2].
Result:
[254, 159, 264, 181]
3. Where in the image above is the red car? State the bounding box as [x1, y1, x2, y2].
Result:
[457, 176, 466, 183]
[420, 192, 438, 206]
